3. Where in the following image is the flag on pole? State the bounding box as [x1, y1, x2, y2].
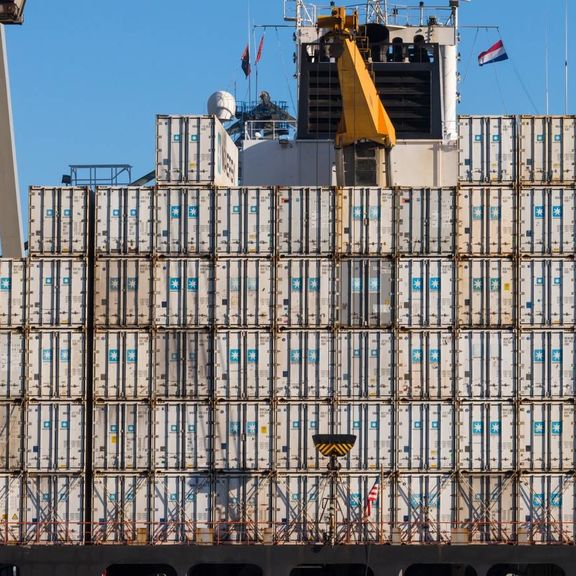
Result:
[241, 44, 251, 77]
[256, 35, 265, 64]
[478, 40, 509, 66]
[364, 480, 380, 518]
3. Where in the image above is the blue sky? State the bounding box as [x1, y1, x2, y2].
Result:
[5, 0, 575, 230]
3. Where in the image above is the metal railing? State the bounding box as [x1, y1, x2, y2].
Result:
[243, 120, 297, 141]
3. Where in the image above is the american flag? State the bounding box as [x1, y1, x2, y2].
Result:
[364, 480, 379, 518]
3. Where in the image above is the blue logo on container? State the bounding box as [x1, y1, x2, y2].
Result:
[429, 349, 440, 363]
[229, 349, 240, 363]
[45, 277, 53, 286]
[188, 205, 199, 218]
[190, 134, 198, 142]
[431, 421, 439, 430]
[411, 349, 422, 363]
[490, 278, 500, 292]
[533, 421, 545, 435]
[553, 206, 563, 218]
[308, 278, 319, 292]
[352, 278, 362, 293]
[169, 278, 181, 291]
[247, 422, 256, 435]
[0, 278, 11, 291]
[370, 349, 379, 358]
[108, 349, 119, 363]
[170, 206, 181, 219]
[173, 134, 181, 142]
[249, 205, 258, 214]
[42, 349, 53, 362]
[353, 420, 361, 429]
[472, 206, 483, 220]
[112, 209, 120, 217]
[534, 349, 545, 362]
[551, 422, 562, 435]
[292, 421, 300, 429]
[352, 206, 363, 220]
[308, 349, 319, 363]
[490, 207, 501, 220]
[472, 278, 483, 291]
[309, 420, 317, 429]
[412, 278, 422, 292]
[61, 421, 69, 430]
[109, 278, 120, 290]
[290, 350, 302, 363]
[368, 207, 380, 220]
[474, 135, 483, 142]
[534, 206, 545, 218]
[43, 421, 51, 429]
[127, 425, 135, 433]
[551, 493, 562, 506]
[429, 278, 440, 292]
[247, 349, 258, 363]
[532, 493, 544, 506]
[126, 350, 137, 363]
[46, 209, 54, 217]
[370, 421, 378, 430]
[368, 278, 380, 292]
[554, 134, 562, 142]
[472, 421, 483, 435]
[413, 421, 422, 430]
[126, 278, 137, 291]
[552, 349, 562, 362]
[129, 209, 137, 217]
[350, 493, 361, 507]
[60, 349, 70, 362]
[492, 134, 501, 142]
[490, 422, 501, 435]
[187, 278, 198, 292]
[291, 278, 302, 292]
[63, 209, 71, 217]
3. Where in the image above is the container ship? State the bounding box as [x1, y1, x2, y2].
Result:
[1, 1, 576, 575]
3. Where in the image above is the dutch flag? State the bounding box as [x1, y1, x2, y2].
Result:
[478, 39, 509, 66]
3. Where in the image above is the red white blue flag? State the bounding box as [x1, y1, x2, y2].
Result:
[364, 480, 379, 518]
[478, 40, 509, 66]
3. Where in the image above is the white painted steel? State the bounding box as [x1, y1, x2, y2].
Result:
[276, 259, 334, 326]
[397, 259, 454, 326]
[277, 187, 334, 254]
[520, 260, 576, 326]
[397, 187, 455, 254]
[519, 332, 575, 398]
[213, 403, 272, 470]
[215, 259, 273, 327]
[458, 403, 515, 470]
[214, 331, 272, 399]
[0, 402, 21, 470]
[94, 331, 152, 399]
[0, 475, 21, 543]
[28, 187, 88, 255]
[94, 259, 152, 326]
[153, 403, 211, 470]
[24, 475, 84, 543]
[458, 259, 514, 326]
[27, 259, 86, 327]
[27, 331, 85, 398]
[93, 403, 150, 470]
[95, 187, 154, 255]
[442, 45, 458, 142]
[397, 404, 454, 470]
[339, 259, 393, 326]
[25, 403, 84, 471]
[276, 331, 332, 399]
[457, 187, 516, 254]
[458, 116, 517, 183]
[338, 331, 393, 398]
[155, 259, 213, 326]
[156, 115, 238, 186]
[216, 187, 273, 254]
[520, 187, 576, 254]
[520, 116, 576, 183]
[156, 187, 214, 254]
[397, 332, 454, 399]
[457, 331, 515, 398]
[340, 187, 394, 254]
[0, 259, 24, 326]
[0, 331, 23, 398]
[155, 331, 212, 398]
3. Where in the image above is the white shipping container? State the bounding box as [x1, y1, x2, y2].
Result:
[276, 331, 333, 399]
[340, 187, 394, 254]
[28, 187, 88, 255]
[95, 187, 154, 255]
[397, 404, 454, 470]
[0, 260, 25, 327]
[216, 187, 273, 254]
[155, 259, 213, 326]
[214, 331, 272, 399]
[458, 259, 514, 326]
[153, 403, 211, 470]
[27, 259, 87, 327]
[156, 187, 214, 254]
[0, 403, 22, 470]
[94, 331, 152, 399]
[276, 259, 335, 326]
[520, 187, 576, 254]
[93, 403, 150, 470]
[457, 187, 516, 254]
[92, 474, 149, 544]
[397, 187, 455, 254]
[458, 116, 517, 183]
[155, 331, 213, 398]
[520, 260, 576, 326]
[215, 259, 272, 326]
[277, 187, 334, 255]
[24, 475, 84, 543]
[213, 403, 272, 470]
[339, 259, 393, 326]
[397, 259, 454, 326]
[27, 331, 86, 398]
[520, 116, 576, 183]
[457, 331, 515, 398]
[0, 475, 22, 543]
[519, 332, 575, 398]
[0, 332, 24, 398]
[518, 403, 574, 471]
[397, 332, 454, 399]
[458, 403, 515, 470]
[94, 259, 152, 326]
[25, 403, 84, 471]
[156, 115, 238, 186]
[338, 331, 393, 399]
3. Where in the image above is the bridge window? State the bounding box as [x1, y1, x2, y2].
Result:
[291, 565, 373, 576]
[405, 565, 477, 576]
[105, 565, 177, 576]
[189, 564, 263, 576]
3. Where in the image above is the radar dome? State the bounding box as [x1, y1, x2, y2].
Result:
[207, 91, 236, 121]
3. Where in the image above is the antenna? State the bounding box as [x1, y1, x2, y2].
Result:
[564, 0, 569, 114]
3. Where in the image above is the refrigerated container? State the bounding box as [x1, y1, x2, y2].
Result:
[0, 403, 22, 470]
[0, 475, 22, 543]
[0, 331, 24, 398]
[0, 260, 25, 327]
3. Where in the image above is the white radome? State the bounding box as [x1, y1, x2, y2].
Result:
[207, 91, 236, 121]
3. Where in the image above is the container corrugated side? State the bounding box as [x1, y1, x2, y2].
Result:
[0, 403, 22, 470]
[0, 260, 25, 326]
[457, 186, 516, 254]
[520, 116, 576, 183]
[94, 259, 152, 327]
[0, 475, 22, 543]
[0, 331, 24, 398]
[28, 187, 88, 256]
[27, 258, 87, 327]
[95, 187, 154, 255]
[156, 115, 238, 186]
[458, 115, 517, 183]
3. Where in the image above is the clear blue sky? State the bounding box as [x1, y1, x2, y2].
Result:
[5, 0, 575, 233]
